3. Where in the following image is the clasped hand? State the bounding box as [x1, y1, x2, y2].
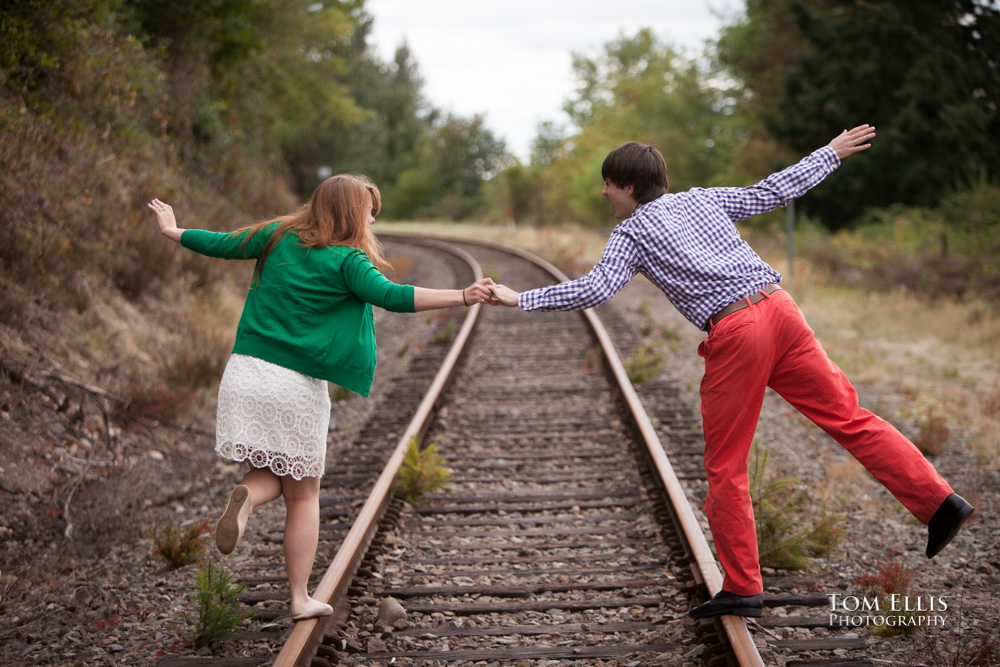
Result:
[465, 278, 500, 305]
[487, 284, 519, 307]
[465, 281, 519, 307]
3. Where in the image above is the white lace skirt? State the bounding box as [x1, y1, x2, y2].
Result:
[215, 354, 331, 480]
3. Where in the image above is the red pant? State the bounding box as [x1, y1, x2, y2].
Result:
[697, 289, 954, 596]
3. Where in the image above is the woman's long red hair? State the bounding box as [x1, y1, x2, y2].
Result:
[236, 174, 390, 281]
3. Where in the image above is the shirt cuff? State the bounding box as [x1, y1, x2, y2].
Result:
[816, 145, 841, 170]
[517, 290, 535, 311]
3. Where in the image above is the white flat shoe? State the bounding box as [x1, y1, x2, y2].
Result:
[290, 599, 334, 621]
[215, 485, 252, 555]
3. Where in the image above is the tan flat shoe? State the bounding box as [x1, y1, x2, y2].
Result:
[290, 599, 333, 621]
[215, 485, 252, 555]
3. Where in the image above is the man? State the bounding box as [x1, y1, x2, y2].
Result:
[489, 125, 974, 618]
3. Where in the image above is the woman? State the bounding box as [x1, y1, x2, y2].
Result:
[148, 174, 496, 621]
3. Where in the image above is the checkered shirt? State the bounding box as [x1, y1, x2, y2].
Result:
[518, 146, 841, 330]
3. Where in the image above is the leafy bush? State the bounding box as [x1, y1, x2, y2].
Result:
[803, 183, 1000, 299]
[397, 437, 450, 503]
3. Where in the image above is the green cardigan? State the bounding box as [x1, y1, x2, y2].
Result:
[181, 226, 415, 397]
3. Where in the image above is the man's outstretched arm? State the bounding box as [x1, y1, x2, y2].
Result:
[711, 123, 876, 222]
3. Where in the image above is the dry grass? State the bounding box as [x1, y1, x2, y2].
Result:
[787, 285, 1000, 467]
[378, 220, 1000, 468]
[166, 286, 242, 390]
[815, 457, 871, 506]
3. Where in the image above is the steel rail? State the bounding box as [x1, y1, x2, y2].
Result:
[441, 236, 766, 667]
[271, 238, 483, 667]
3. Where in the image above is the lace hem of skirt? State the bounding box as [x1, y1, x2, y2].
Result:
[217, 440, 324, 480]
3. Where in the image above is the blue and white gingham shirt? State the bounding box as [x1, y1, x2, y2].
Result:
[519, 146, 841, 330]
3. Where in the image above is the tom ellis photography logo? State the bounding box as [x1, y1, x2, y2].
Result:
[828, 593, 949, 629]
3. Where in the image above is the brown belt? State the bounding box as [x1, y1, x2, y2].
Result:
[708, 284, 782, 330]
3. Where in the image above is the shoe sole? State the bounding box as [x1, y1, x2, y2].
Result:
[926, 503, 974, 558]
[216, 485, 250, 555]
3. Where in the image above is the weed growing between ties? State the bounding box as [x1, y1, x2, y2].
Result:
[184, 560, 250, 649]
[854, 561, 922, 638]
[150, 517, 210, 570]
[396, 337, 414, 357]
[433, 320, 459, 346]
[398, 437, 450, 503]
[624, 344, 665, 384]
[581, 345, 604, 375]
[749, 442, 846, 570]
[429, 309, 462, 346]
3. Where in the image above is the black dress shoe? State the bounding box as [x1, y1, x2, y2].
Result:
[689, 590, 763, 618]
[926, 493, 974, 558]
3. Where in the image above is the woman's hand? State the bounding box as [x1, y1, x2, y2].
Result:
[463, 277, 498, 306]
[147, 198, 183, 243]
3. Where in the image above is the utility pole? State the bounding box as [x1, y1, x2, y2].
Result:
[786, 200, 795, 292]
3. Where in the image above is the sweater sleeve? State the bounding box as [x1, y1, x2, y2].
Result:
[342, 250, 416, 312]
[180, 226, 273, 260]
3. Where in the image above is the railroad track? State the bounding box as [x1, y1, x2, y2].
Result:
[158, 236, 878, 667]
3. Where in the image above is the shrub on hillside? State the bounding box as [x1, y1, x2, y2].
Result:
[802, 183, 1000, 299]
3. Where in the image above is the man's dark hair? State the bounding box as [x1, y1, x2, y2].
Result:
[601, 142, 669, 204]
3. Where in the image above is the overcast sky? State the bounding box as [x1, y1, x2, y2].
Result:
[364, 0, 740, 161]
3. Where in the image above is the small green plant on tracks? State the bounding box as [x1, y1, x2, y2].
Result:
[398, 436, 451, 502]
[183, 560, 251, 648]
[432, 319, 459, 346]
[749, 442, 845, 570]
[150, 517, 210, 570]
[624, 344, 664, 384]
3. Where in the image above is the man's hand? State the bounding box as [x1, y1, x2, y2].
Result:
[828, 124, 876, 160]
[489, 284, 520, 308]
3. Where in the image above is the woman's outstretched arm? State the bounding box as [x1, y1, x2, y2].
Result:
[413, 278, 497, 312]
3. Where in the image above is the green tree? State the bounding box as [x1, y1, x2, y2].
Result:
[719, 0, 1000, 229]
[125, 0, 366, 202]
[284, 21, 431, 203]
[548, 29, 742, 226]
[280, 23, 511, 221]
[427, 112, 510, 220]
